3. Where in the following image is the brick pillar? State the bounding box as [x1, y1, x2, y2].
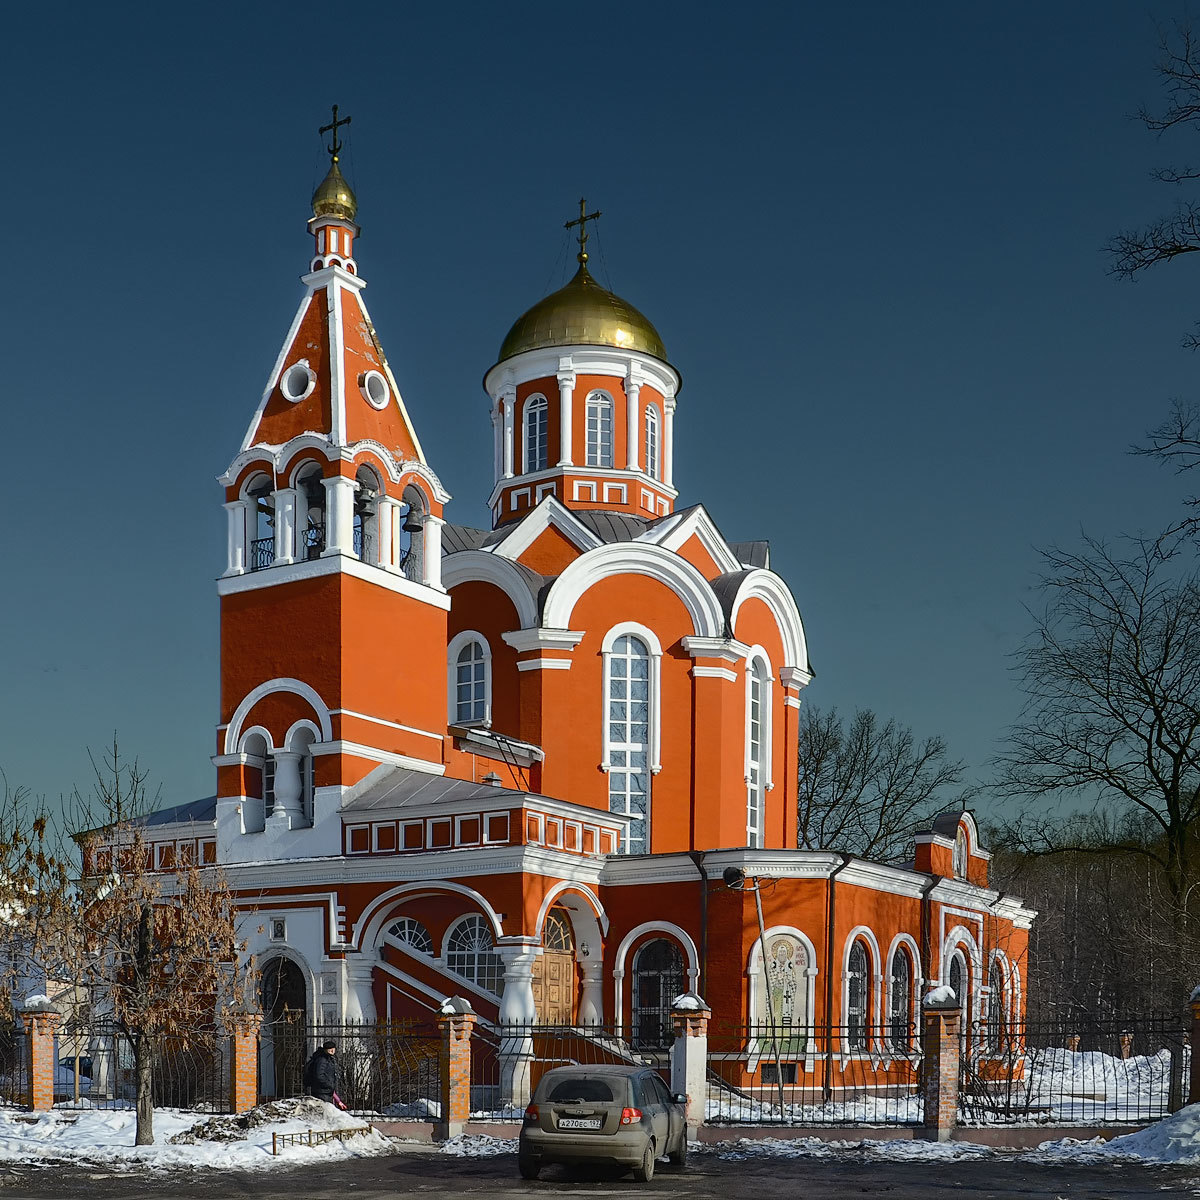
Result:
[921, 993, 961, 1142]
[437, 998, 477, 1140]
[669, 994, 710, 1134]
[229, 1013, 262, 1113]
[24, 1002, 62, 1113]
[1188, 987, 1200, 1105]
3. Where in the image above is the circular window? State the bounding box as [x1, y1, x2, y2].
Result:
[280, 361, 315, 403]
[360, 370, 389, 410]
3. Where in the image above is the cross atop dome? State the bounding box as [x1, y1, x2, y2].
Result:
[564, 197, 602, 265]
[312, 105, 357, 222]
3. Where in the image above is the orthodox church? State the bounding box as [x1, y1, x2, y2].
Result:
[140, 126, 1033, 1088]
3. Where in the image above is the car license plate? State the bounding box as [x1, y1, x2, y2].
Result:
[557, 1117, 602, 1130]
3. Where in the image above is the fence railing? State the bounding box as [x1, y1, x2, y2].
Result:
[261, 1021, 440, 1117]
[0, 1027, 26, 1108]
[706, 1020, 924, 1125]
[958, 1016, 1190, 1126]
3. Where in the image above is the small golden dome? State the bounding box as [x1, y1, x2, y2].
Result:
[497, 263, 667, 363]
[312, 158, 357, 221]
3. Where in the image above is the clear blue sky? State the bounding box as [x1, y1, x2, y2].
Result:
[2, 2, 1195, 818]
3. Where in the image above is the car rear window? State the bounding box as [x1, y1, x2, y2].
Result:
[546, 1079, 615, 1102]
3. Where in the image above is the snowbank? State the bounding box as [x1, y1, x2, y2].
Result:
[0, 1097, 393, 1171]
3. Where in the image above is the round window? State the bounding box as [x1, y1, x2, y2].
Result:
[280, 362, 314, 403]
[360, 370, 389, 410]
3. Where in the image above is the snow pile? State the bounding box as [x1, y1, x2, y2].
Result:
[671, 992, 707, 1012]
[440, 1133, 518, 1157]
[1102, 1104, 1200, 1164]
[0, 1097, 393, 1170]
[924, 986, 956, 1006]
[19, 994, 51, 1011]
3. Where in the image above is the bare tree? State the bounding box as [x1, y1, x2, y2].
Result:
[995, 533, 1200, 999]
[55, 741, 252, 1146]
[796, 706, 972, 861]
[1108, 21, 1200, 348]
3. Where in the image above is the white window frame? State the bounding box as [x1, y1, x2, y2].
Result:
[885, 936, 921, 1052]
[448, 630, 492, 727]
[441, 913, 505, 997]
[385, 916, 434, 957]
[744, 648, 774, 848]
[644, 403, 660, 480]
[840, 926, 883, 1055]
[585, 390, 614, 468]
[523, 394, 549, 474]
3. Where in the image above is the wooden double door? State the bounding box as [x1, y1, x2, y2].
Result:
[532, 910, 576, 1024]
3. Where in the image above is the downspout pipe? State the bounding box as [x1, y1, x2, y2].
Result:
[823, 853, 852, 1102]
[687, 851, 708, 997]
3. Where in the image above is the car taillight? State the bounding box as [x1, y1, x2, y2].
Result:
[620, 1107, 642, 1125]
[524, 1104, 539, 1121]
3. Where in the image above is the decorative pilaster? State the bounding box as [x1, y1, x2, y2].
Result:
[321, 475, 358, 556]
[557, 369, 576, 466]
[423, 515, 444, 589]
[437, 998, 477, 1140]
[625, 373, 642, 471]
[502, 394, 515, 479]
[578, 959, 605, 1026]
[224, 499, 251, 576]
[345, 958, 378, 1023]
[670, 993, 710, 1134]
[273, 488, 299, 564]
[663, 395, 676, 488]
[920, 990, 962, 1142]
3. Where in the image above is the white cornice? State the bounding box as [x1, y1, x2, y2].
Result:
[484, 345, 680, 402]
[300, 263, 367, 293]
[217, 552, 452, 607]
[487, 467, 679, 511]
[501, 628, 585, 652]
[310, 741, 445, 774]
[681, 636, 750, 663]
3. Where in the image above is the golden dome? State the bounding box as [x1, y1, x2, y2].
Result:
[497, 263, 667, 363]
[311, 158, 357, 221]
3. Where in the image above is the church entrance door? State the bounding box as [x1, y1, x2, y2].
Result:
[260, 956, 307, 1099]
[532, 909, 575, 1024]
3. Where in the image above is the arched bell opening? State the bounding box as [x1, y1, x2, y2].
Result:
[295, 463, 327, 560]
[353, 465, 381, 563]
[398, 483, 427, 582]
[243, 472, 276, 571]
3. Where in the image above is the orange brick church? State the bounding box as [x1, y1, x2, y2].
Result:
[143, 123, 1033, 1085]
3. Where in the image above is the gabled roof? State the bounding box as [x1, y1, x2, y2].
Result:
[341, 770, 527, 813]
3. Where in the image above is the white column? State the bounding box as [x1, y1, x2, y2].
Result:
[274, 488, 299, 565]
[625, 378, 641, 471]
[321, 475, 357, 556]
[498, 942, 540, 1107]
[492, 404, 503, 486]
[422, 514, 444, 589]
[502, 396, 515, 479]
[269, 750, 303, 823]
[344, 958, 378, 1023]
[377, 497, 396, 569]
[663, 395, 676, 488]
[578, 958, 605, 1026]
[557, 370, 576, 466]
[223, 500, 251, 576]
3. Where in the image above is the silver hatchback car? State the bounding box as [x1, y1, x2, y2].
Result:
[519, 1064, 688, 1181]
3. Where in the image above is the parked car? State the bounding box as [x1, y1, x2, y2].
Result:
[518, 1064, 688, 1181]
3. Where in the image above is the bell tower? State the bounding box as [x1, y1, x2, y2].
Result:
[213, 113, 451, 860]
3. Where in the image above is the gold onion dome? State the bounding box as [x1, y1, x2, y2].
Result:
[497, 262, 667, 363]
[311, 158, 357, 221]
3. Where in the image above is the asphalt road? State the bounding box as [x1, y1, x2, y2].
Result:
[6, 1145, 1200, 1200]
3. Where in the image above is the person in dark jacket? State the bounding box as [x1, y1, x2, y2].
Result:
[303, 1041, 339, 1104]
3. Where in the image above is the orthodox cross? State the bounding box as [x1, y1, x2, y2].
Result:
[565, 197, 602, 264]
[320, 105, 352, 161]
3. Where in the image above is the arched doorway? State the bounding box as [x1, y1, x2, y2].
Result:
[532, 909, 575, 1024]
[631, 938, 683, 1050]
[259, 957, 307, 1099]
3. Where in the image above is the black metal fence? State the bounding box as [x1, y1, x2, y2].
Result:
[470, 1022, 668, 1119]
[0, 1026, 26, 1108]
[706, 1021, 925, 1125]
[958, 1016, 1190, 1126]
[261, 1021, 440, 1117]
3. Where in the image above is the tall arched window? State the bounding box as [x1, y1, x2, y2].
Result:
[987, 958, 1006, 1049]
[449, 633, 490, 726]
[644, 404, 660, 480]
[846, 940, 870, 1050]
[948, 950, 967, 1022]
[631, 939, 683, 1050]
[445, 914, 505, 995]
[606, 634, 651, 853]
[585, 391, 614, 468]
[291, 726, 317, 825]
[524, 395, 549, 473]
[953, 827, 968, 878]
[746, 658, 770, 847]
[888, 946, 914, 1050]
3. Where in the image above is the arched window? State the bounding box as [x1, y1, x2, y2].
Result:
[524, 395, 549, 473]
[296, 464, 326, 561]
[240, 732, 269, 833]
[445, 914, 505, 996]
[606, 634, 652, 853]
[631, 939, 683, 1050]
[953, 827, 968, 879]
[888, 946, 914, 1050]
[449, 633, 490, 726]
[948, 950, 967, 1021]
[644, 404, 660, 480]
[245, 474, 276, 571]
[746, 657, 770, 848]
[543, 909, 574, 953]
[291, 726, 317, 826]
[585, 391, 614, 468]
[846, 940, 870, 1050]
[386, 917, 433, 956]
[987, 958, 1006, 1049]
[353, 466, 380, 563]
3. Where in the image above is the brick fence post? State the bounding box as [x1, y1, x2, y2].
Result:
[23, 999, 62, 1113]
[1189, 985, 1200, 1105]
[437, 997, 477, 1141]
[921, 990, 961, 1142]
[229, 1013, 262, 1113]
[669, 992, 710, 1135]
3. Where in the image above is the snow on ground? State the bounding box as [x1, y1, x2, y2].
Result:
[0, 1097, 393, 1171]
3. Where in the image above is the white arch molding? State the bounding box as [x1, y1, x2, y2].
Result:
[442, 551, 539, 630]
[840, 925, 884, 1053]
[729, 569, 811, 675]
[224, 678, 333, 754]
[611, 921, 700, 1038]
[351, 880, 507, 953]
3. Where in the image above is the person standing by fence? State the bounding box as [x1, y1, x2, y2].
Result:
[303, 1040, 347, 1110]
